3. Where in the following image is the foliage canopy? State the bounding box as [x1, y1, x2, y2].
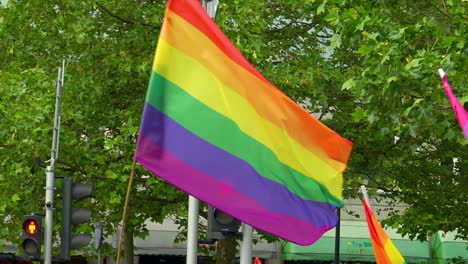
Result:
[0, 0, 466, 256]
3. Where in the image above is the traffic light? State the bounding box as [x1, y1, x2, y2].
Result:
[61, 177, 93, 260]
[21, 215, 43, 259]
[207, 205, 241, 241]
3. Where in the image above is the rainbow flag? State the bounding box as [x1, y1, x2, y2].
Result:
[363, 198, 406, 264]
[438, 69, 468, 141]
[135, 0, 353, 245]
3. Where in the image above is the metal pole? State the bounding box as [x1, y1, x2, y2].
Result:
[44, 166, 55, 264]
[185, 2, 220, 264]
[186, 196, 200, 264]
[240, 223, 253, 264]
[44, 60, 65, 264]
[334, 208, 341, 264]
[201, 0, 219, 19]
[98, 247, 103, 264]
[428, 234, 433, 264]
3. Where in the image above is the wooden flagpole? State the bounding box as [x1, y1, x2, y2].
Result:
[116, 160, 137, 264]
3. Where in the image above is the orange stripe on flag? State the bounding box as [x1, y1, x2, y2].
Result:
[363, 199, 406, 264]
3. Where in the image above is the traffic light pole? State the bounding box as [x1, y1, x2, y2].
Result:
[44, 60, 65, 264]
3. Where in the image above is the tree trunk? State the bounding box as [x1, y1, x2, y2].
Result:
[123, 225, 134, 264]
[216, 236, 237, 264]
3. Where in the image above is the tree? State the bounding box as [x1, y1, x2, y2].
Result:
[0, 0, 466, 262]
[215, 0, 467, 241]
[0, 0, 186, 260]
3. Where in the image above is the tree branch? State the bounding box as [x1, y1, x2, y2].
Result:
[96, 3, 159, 29]
[56, 159, 88, 174]
[407, 2, 452, 35]
[318, 108, 328, 120]
[365, 175, 417, 198]
[425, 0, 453, 19]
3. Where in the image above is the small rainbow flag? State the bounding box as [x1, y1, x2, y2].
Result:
[135, 0, 353, 245]
[438, 69, 468, 141]
[363, 196, 406, 264]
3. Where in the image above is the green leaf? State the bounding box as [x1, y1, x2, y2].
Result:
[403, 98, 424, 117]
[324, 8, 340, 25]
[387, 76, 398, 84]
[356, 44, 374, 56]
[351, 108, 367, 122]
[408, 125, 417, 137]
[106, 170, 119, 180]
[108, 194, 122, 205]
[355, 16, 370, 31]
[330, 34, 342, 51]
[11, 194, 21, 202]
[444, 129, 455, 140]
[404, 58, 422, 71]
[317, 0, 328, 14]
[458, 95, 468, 104]
[342, 78, 356, 90]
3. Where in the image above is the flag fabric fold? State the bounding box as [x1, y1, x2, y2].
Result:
[438, 69, 468, 141]
[135, 0, 353, 245]
[363, 198, 406, 264]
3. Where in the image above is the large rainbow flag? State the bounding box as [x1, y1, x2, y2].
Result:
[135, 0, 353, 245]
[363, 198, 406, 264]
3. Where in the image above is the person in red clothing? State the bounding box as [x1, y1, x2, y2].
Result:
[0, 254, 33, 264]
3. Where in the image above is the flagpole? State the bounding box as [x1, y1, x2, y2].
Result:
[186, 2, 220, 264]
[360, 185, 373, 211]
[334, 208, 341, 264]
[116, 160, 137, 264]
[240, 223, 253, 264]
[438, 68, 468, 141]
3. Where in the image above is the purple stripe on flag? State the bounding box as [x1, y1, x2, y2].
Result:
[136, 102, 337, 227]
[135, 133, 331, 245]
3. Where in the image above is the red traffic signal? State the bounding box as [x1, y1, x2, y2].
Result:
[23, 219, 39, 236]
